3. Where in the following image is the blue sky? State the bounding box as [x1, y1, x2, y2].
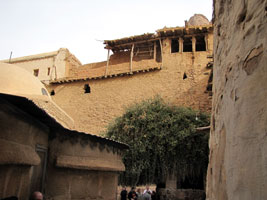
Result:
[0, 0, 212, 63]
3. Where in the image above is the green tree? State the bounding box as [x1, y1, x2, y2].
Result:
[105, 97, 210, 187]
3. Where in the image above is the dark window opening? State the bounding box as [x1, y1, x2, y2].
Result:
[156, 41, 162, 63]
[30, 145, 47, 194]
[50, 90, 55, 96]
[183, 72, 187, 79]
[171, 39, 179, 53]
[33, 69, 39, 77]
[47, 67, 50, 75]
[84, 84, 91, 93]
[183, 37, 192, 52]
[196, 36, 206, 51]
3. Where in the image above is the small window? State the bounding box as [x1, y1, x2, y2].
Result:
[183, 72, 187, 79]
[33, 69, 39, 77]
[183, 37, 192, 52]
[50, 90, 55, 96]
[196, 36, 206, 51]
[47, 67, 50, 75]
[41, 88, 48, 96]
[171, 39, 179, 53]
[84, 84, 91, 93]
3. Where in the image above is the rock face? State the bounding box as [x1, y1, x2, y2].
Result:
[206, 0, 267, 200]
[187, 14, 210, 26]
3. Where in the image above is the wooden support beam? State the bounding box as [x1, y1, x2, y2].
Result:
[154, 41, 157, 60]
[130, 44, 134, 74]
[105, 49, 110, 77]
[159, 39, 163, 68]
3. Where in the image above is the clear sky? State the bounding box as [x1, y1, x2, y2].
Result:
[0, 0, 212, 64]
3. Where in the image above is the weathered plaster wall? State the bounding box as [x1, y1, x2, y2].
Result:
[48, 34, 213, 135]
[206, 0, 267, 199]
[0, 98, 49, 199]
[2, 48, 81, 83]
[68, 51, 161, 79]
[46, 130, 124, 200]
[11, 56, 55, 82]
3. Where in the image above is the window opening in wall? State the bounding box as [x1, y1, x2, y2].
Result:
[171, 39, 179, 53]
[30, 145, 47, 194]
[41, 88, 48, 96]
[47, 67, 50, 75]
[33, 69, 39, 77]
[183, 37, 192, 52]
[196, 36, 206, 51]
[84, 84, 91, 93]
[50, 90, 55, 96]
[183, 72, 187, 79]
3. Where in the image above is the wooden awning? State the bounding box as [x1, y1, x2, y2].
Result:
[104, 33, 157, 50]
[157, 25, 213, 37]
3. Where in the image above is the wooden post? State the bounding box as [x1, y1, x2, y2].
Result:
[179, 38, 183, 53]
[205, 34, 208, 51]
[105, 49, 110, 77]
[159, 39, 163, 68]
[154, 41, 157, 60]
[192, 36, 196, 52]
[130, 44, 134, 74]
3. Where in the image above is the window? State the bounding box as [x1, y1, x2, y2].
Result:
[196, 36, 206, 51]
[47, 67, 50, 75]
[33, 69, 39, 77]
[84, 84, 91, 93]
[183, 37, 192, 52]
[50, 90, 55, 96]
[171, 39, 179, 53]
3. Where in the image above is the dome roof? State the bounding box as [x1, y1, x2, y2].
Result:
[187, 14, 210, 26]
[0, 62, 74, 129]
[0, 62, 50, 100]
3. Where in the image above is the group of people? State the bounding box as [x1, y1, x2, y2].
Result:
[120, 186, 156, 200]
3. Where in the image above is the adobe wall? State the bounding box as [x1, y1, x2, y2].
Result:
[0, 98, 49, 199]
[48, 34, 213, 135]
[2, 48, 81, 83]
[68, 51, 161, 79]
[46, 130, 124, 200]
[10, 56, 55, 82]
[206, 0, 267, 199]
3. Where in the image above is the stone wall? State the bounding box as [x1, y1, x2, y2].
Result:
[0, 98, 49, 199]
[46, 129, 124, 200]
[206, 0, 267, 199]
[157, 188, 205, 200]
[48, 34, 213, 135]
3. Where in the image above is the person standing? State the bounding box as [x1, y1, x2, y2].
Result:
[120, 187, 128, 200]
[128, 187, 137, 200]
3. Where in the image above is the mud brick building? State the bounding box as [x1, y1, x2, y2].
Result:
[0, 63, 127, 200]
[1, 15, 214, 135]
[48, 15, 214, 135]
[1, 48, 81, 84]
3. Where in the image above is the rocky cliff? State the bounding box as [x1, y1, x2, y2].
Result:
[206, 0, 267, 199]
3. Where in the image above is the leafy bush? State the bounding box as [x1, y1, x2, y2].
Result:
[105, 97, 210, 186]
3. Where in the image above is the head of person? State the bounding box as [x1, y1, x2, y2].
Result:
[131, 186, 135, 191]
[30, 191, 43, 200]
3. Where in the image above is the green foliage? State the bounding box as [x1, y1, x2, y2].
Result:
[105, 97, 210, 186]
